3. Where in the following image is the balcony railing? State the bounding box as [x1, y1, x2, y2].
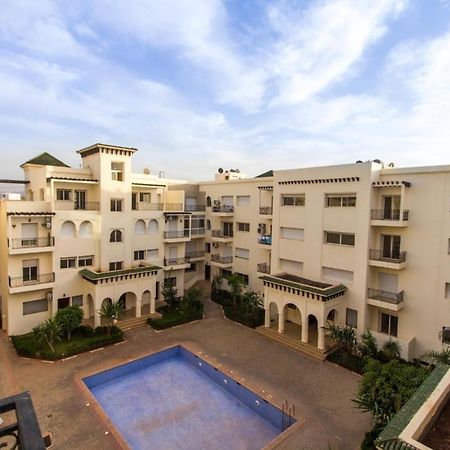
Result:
[133, 202, 163, 211]
[9, 237, 54, 249]
[257, 263, 271, 273]
[163, 230, 190, 239]
[371, 209, 409, 221]
[369, 249, 406, 264]
[0, 392, 46, 450]
[164, 203, 183, 211]
[212, 205, 234, 213]
[55, 201, 100, 211]
[164, 256, 188, 266]
[184, 204, 206, 212]
[368, 288, 404, 304]
[259, 206, 273, 215]
[211, 255, 233, 264]
[191, 228, 205, 236]
[211, 230, 233, 238]
[186, 250, 206, 260]
[258, 234, 272, 245]
[9, 273, 54, 288]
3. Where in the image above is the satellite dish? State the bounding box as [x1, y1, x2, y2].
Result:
[143, 168, 150, 175]
[235, 169, 240, 173]
[218, 168, 223, 174]
[355, 160, 363, 164]
[388, 162, 395, 168]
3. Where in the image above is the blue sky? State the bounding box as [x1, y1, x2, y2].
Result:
[1, 0, 450, 181]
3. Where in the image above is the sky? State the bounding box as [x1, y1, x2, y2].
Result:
[1, 0, 450, 181]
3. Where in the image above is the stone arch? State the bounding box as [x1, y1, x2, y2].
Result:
[61, 220, 76, 238]
[326, 308, 338, 324]
[87, 294, 95, 318]
[101, 298, 113, 308]
[206, 196, 212, 207]
[142, 290, 151, 306]
[110, 229, 123, 242]
[135, 219, 146, 235]
[206, 219, 211, 230]
[118, 292, 137, 311]
[79, 221, 93, 238]
[148, 219, 159, 234]
[308, 313, 319, 347]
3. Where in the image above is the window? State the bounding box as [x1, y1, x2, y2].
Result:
[23, 299, 48, 315]
[281, 227, 304, 240]
[236, 272, 249, 285]
[111, 162, 124, 181]
[60, 257, 76, 269]
[109, 261, 123, 271]
[186, 263, 197, 273]
[206, 196, 212, 207]
[148, 219, 158, 234]
[22, 259, 38, 282]
[135, 220, 146, 235]
[380, 312, 398, 337]
[323, 267, 353, 284]
[282, 194, 305, 206]
[164, 276, 176, 287]
[346, 308, 358, 328]
[445, 283, 450, 299]
[448, 239, 450, 254]
[110, 199, 123, 212]
[235, 248, 250, 259]
[78, 255, 94, 267]
[147, 249, 158, 260]
[237, 222, 250, 232]
[139, 192, 151, 203]
[325, 194, 357, 207]
[56, 189, 71, 201]
[280, 259, 303, 274]
[205, 243, 211, 254]
[134, 250, 145, 261]
[325, 231, 355, 246]
[72, 295, 83, 307]
[110, 229, 123, 242]
[220, 269, 232, 278]
[236, 195, 250, 206]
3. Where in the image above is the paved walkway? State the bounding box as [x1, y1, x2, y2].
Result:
[0, 282, 370, 449]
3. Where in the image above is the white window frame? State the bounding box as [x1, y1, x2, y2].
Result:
[324, 231, 355, 246]
[281, 194, 305, 206]
[60, 257, 77, 269]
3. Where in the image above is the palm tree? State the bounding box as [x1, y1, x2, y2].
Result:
[323, 323, 357, 355]
[423, 346, 450, 365]
[226, 273, 244, 310]
[211, 274, 223, 298]
[33, 318, 62, 353]
[380, 339, 401, 361]
[99, 301, 123, 336]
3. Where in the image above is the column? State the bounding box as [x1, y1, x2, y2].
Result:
[94, 311, 101, 328]
[264, 307, 271, 328]
[150, 295, 156, 314]
[135, 299, 142, 318]
[317, 322, 326, 350]
[301, 319, 308, 343]
[278, 308, 284, 333]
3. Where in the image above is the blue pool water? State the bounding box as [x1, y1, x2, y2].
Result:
[84, 346, 288, 450]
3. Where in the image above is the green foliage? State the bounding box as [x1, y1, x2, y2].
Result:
[323, 323, 357, 354]
[148, 303, 203, 330]
[360, 423, 384, 450]
[241, 291, 263, 315]
[379, 339, 401, 362]
[99, 301, 123, 336]
[162, 278, 179, 310]
[182, 287, 202, 310]
[358, 330, 379, 359]
[354, 358, 429, 425]
[226, 273, 244, 309]
[422, 345, 450, 365]
[55, 305, 84, 341]
[327, 348, 364, 374]
[32, 318, 62, 353]
[211, 274, 223, 296]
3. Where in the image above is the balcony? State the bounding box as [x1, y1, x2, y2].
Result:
[211, 230, 233, 242]
[55, 201, 100, 211]
[163, 229, 190, 242]
[211, 205, 234, 216]
[133, 202, 163, 211]
[367, 288, 405, 311]
[164, 203, 184, 212]
[191, 228, 206, 238]
[368, 249, 406, 270]
[184, 204, 206, 212]
[9, 272, 54, 293]
[258, 234, 272, 247]
[371, 209, 409, 227]
[163, 257, 190, 270]
[8, 237, 54, 254]
[210, 254, 233, 268]
[259, 206, 273, 216]
[257, 263, 271, 274]
[186, 250, 206, 261]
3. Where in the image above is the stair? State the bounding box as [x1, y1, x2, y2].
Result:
[256, 326, 333, 361]
[117, 312, 162, 331]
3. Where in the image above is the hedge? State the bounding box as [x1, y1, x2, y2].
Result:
[148, 304, 204, 330]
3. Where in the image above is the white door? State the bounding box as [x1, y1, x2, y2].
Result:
[378, 272, 398, 292]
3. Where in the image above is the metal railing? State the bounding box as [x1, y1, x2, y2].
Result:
[367, 288, 404, 304]
[191, 228, 206, 236]
[133, 202, 163, 211]
[164, 203, 183, 211]
[211, 230, 233, 238]
[186, 250, 206, 260]
[55, 200, 100, 211]
[281, 400, 295, 432]
[371, 209, 409, 221]
[257, 263, 271, 273]
[9, 236, 54, 249]
[184, 204, 206, 212]
[212, 205, 234, 213]
[258, 234, 272, 245]
[211, 254, 233, 264]
[9, 273, 54, 288]
[369, 249, 406, 263]
[164, 256, 188, 266]
[163, 230, 190, 239]
[259, 206, 273, 215]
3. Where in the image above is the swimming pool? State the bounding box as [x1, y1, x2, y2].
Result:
[83, 346, 293, 449]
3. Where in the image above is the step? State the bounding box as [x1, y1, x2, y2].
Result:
[256, 326, 328, 361]
[116, 313, 162, 331]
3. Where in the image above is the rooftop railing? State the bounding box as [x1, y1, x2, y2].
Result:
[186, 250, 206, 260]
[163, 230, 190, 239]
[8, 273, 54, 288]
[212, 205, 234, 213]
[164, 256, 188, 266]
[184, 204, 206, 212]
[9, 237, 54, 249]
[371, 209, 409, 221]
[211, 255, 233, 264]
[368, 288, 404, 304]
[55, 201, 100, 211]
[369, 249, 406, 264]
[164, 203, 183, 212]
[211, 230, 233, 238]
[259, 206, 273, 215]
[133, 202, 163, 211]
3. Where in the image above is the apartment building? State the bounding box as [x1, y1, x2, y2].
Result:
[1, 144, 450, 361]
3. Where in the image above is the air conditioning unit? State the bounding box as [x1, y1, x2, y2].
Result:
[257, 223, 266, 234]
[212, 242, 219, 248]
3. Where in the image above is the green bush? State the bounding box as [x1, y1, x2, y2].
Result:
[360, 423, 384, 450]
[327, 348, 365, 374]
[55, 305, 84, 341]
[222, 304, 264, 329]
[148, 303, 203, 330]
[75, 325, 95, 337]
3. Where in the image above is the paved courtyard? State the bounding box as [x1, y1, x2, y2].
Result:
[0, 288, 371, 449]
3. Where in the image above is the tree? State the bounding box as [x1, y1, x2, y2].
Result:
[241, 291, 263, 315]
[55, 305, 83, 341]
[226, 273, 244, 310]
[358, 329, 379, 359]
[380, 339, 401, 361]
[211, 274, 223, 298]
[99, 301, 123, 336]
[323, 323, 357, 354]
[423, 345, 450, 365]
[162, 278, 179, 310]
[354, 358, 429, 425]
[33, 319, 62, 353]
[182, 287, 202, 311]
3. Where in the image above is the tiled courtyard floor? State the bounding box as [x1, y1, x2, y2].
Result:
[0, 288, 371, 449]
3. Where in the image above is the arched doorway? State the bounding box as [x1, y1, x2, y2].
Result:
[308, 314, 319, 347]
[87, 294, 95, 318]
[118, 292, 137, 314]
[281, 303, 302, 339]
[142, 290, 151, 314]
[326, 309, 338, 324]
